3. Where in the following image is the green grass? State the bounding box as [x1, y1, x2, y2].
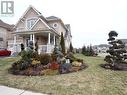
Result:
[0, 54, 127, 95]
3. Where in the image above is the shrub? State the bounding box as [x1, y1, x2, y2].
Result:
[20, 50, 30, 61]
[66, 52, 76, 63]
[19, 60, 32, 70]
[51, 53, 57, 62]
[32, 51, 39, 60]
[21, 43, 24, 51]
[49, 62, 59, 70]
[39, 54, 51, 65]
[32, 60, 40, 65]
[104, 31, 127, 66]
[11, 49, 33, 71]
[82, 45, 95, 56]
[82, 45, 87, 55]
[11, 59, 32, 70]
[60, 32, 65, 55]
[76, 59, 83, 63]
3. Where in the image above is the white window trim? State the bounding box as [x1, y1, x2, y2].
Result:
[25, 17, 38, 30]
[15, 6, 41, 29]
[53, 23, 58, 28]
[30, 18, 40, 30]
[31, 18, 51, 30]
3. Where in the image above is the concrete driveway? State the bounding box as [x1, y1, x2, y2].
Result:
[0, 85, 47, 95]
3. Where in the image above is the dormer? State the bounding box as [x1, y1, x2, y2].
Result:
[26, 17, 38, 30]
[15, 5, 42, 31]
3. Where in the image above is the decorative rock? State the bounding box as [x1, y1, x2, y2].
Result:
[105, 65, 111, 69]
[66, 59, 70, 64]
[72, 61, 82, 67]
[59, 63, 72, 74]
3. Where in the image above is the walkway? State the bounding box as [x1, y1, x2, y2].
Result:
[0, 85, 47, 95]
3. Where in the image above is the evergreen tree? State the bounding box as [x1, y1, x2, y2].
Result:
[86, 46, 90, 56]
[35, 41, 38, 52]
[104, 31, 127, 66]
[60, 32, 65, 55]
[89, 45, 94, 56]
[82, 45, 86, 55]
[69, 42, 73, 52]
[82, 45, 95, 56]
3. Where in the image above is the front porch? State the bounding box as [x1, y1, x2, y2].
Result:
[11, 30, 59, 54]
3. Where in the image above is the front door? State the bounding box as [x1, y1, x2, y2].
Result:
[26, 37, 30, 47]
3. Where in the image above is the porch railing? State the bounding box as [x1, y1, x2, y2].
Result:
[38, 44, 54, 54]
[8, 43, 21, 55]
[8, 44, 54, 54]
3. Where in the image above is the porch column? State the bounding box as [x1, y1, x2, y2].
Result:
[13, 35, 17, 52]
[33, 34, 35, 44]
[30, 34, 33, 41]
[33, 34, 35, 49]
[53, 34, 56, 45]
[48, 32, 51, 44]
[14, 35, 16, 45]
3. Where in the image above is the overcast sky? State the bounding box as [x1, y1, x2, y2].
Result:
[1, 0, 127, 48]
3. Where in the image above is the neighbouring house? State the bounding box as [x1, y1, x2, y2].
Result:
[117, 39, 127, 50]
[93, 44, 109, 53]
[0, 20, 14, 49]
[11, 5, 72, 53]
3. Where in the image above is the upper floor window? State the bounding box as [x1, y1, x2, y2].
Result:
[53, 23, 58, 28]
[27, 18, 37, 30]
[0, 37, 3, 41]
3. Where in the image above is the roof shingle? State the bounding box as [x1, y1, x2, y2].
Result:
[0, 19, 14, 31]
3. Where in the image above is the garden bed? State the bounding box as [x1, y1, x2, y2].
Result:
[100, 63, 127, 71]
[9, 62, 87, 76]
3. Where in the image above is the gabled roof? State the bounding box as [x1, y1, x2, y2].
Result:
[65, 24, 70, 29]
[14, 5, 70, 37]
[64, 24, 72, 38]
[46, 16, 68, 32]
[0, 19, 14, 31]
[14, 6, 60, 36]
[15, 5, 42, 28]
[31, 18, 51, 30]
[46, 16, 60, 20]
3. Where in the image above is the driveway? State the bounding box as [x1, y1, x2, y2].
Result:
[0, 85, 47, 95]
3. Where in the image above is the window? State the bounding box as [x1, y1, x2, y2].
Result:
[53, 23, 58, 28]
[0, 37, 3, 41]
[27, 18, 37, 30]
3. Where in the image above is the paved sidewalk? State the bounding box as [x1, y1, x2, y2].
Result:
[0, 85, 47, 95]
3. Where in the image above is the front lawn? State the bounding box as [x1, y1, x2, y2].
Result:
[0, 54, 127, 95]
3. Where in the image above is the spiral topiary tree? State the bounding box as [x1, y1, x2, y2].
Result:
[104, 31, 127, 66]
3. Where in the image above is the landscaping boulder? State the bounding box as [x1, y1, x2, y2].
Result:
[59, 63, 72, 74]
